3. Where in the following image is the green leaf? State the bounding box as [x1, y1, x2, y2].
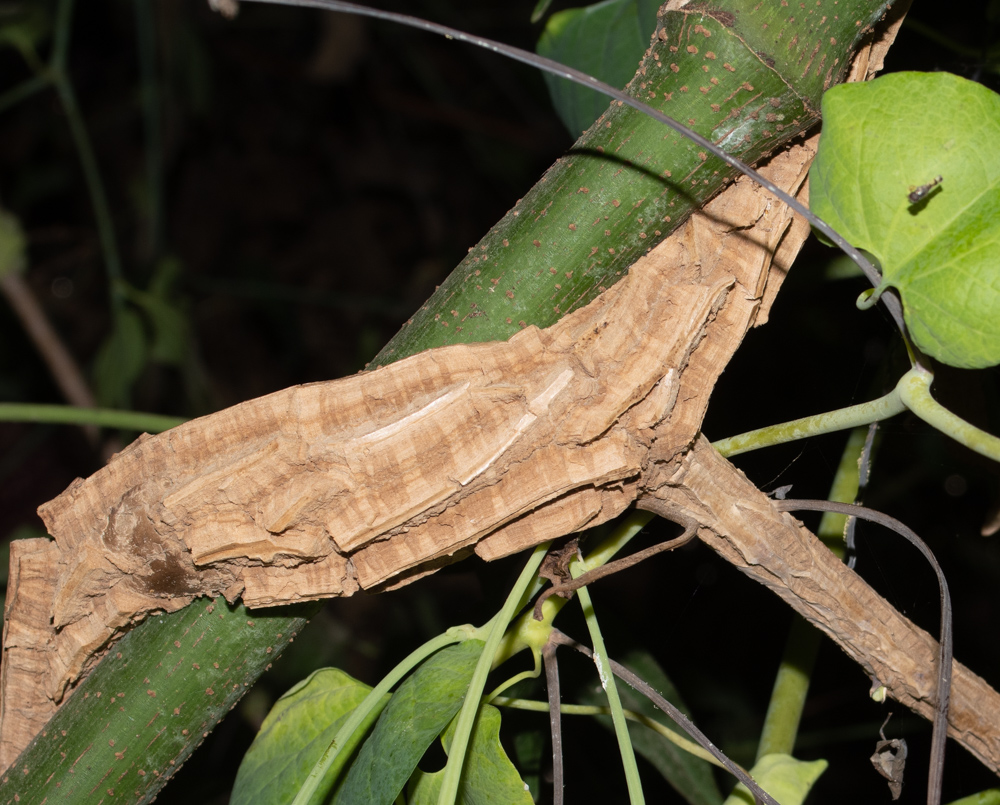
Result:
[581, 650, 723, 805]
[0, 4, 51, 64]
[530, 0, 555, 24]
[536, 0, 660, 136]
[0, 209, 26, 278]
[126, 257, 191, 365]
[723, 754, 826, 805]
[810, 72, 1000, 369]
[407, 704, 533, 805]
[92, 306, 148, 408]
[946, 790, 1000, 805]
[231, 668, 387, 805]
[332, 640, 485, 805]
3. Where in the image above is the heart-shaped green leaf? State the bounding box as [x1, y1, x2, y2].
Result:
[810, 72, 1000, 369]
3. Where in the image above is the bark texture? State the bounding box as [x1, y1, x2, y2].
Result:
[0, 134, 815, 768]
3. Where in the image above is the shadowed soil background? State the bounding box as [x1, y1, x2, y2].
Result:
[0, 1, 999, 802]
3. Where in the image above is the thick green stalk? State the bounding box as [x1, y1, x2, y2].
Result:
[0, 596, 315, 803]
[1, 3, 896, 802]
[373, 0, 896, 365]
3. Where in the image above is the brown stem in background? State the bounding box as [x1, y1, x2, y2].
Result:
[0, 272, 99, 445]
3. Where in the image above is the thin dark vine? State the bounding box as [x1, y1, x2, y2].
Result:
[775, 498, 952, 805]
[239, 0, 909, 340]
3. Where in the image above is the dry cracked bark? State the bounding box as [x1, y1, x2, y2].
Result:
[4, 7, 1000, 783]
[0, 130, 811, 768]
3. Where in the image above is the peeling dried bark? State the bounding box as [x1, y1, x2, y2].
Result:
[8, 11, 995, 786]
[0, 135, 814, 768]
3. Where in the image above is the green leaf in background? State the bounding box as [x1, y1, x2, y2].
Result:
[537, 0, 660, 136]
[127, 257, 191, 365]
[723, 754, 826, 805]
[581, 650, 724, 805]
[945, 790, 1000, 805]
[530, 0, 555, 24]
[332, 640, 485, 805]
[809, 72, 1000, 369]
[406, 704, 533, 805]
[230, 668, 387, 805]
[0, 3, 51, 68]
[92, 305, 147, 408]
[0, 209, 26, 278]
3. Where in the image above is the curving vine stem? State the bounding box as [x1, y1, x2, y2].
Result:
[774, 499, 952, 805]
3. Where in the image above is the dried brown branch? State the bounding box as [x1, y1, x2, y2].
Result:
[639, 438, 1000, 775]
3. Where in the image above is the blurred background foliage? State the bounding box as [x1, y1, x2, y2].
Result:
[0, 1, 999, 802]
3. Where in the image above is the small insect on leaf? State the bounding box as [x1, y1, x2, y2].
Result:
[907, 175, 943, 204]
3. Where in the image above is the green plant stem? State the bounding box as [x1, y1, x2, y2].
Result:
[715, 367, 1000, 463]
[755, 427, 867, 760]
[0, 402, 185, 432]
[436, 542, 550, 805]
[52, 0, 74, 73]
[712, 385, 907, 458]
[134, 0, 165, 263]
[574, 560, 645, 804]
[1, 5, 903, 801]
[491, 696, 721, 766]
[816, 426, 870, 550]
[755, 617, 822, 760]
[0, 74, 50, 115]
[50, 0, 124, 299]
[492, 509, 655, 668]
[292, 624, 477, 805]
[898, 365, 1000, 461]
[580, 509, 655, 569]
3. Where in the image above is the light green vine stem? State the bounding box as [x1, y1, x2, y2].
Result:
[815, 426, 870, 550]
[291, 624, 478, 805]
[436, 541, 550, 805]
[581, 509, 656, 568]
[573, 560, 645, 805]
[712, 385, 906, 458]
[0, 74, 49, 115]
[713, 367, 1000, 463]
[492, 509, 655, 668]
[898, 366, 1000, 462]
[491, 696, 722, 767]
[0, 402, 185, 433]
[755, 617, 823, 760]
[51, 0, 124, 295]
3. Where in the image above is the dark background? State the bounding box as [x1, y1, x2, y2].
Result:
[1, 1, 999, 802]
